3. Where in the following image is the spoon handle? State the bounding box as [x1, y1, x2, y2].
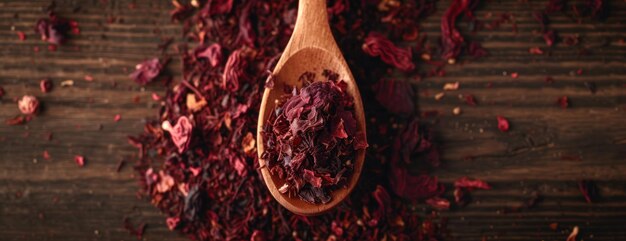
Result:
[290, 0, 338, 53]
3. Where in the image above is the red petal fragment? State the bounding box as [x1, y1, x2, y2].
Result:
[162, 116, 193, 153]
[166, 217, 179, 231]
[129, 58, 165, 85]
[222, 48, 249, 92]
[372, 78, 415, 114]
[510, 72, 519, 78]
[578, 179, 598, 203]
[496, 116, 510, 132]
[454, 177, 491, 190]
[529, 47, 544, 55]
[6, 115, 26, 125]
[194, 43, 222, 67]
[425, 197, 451, 210]
[362, 32, 415, 72]
[557, 96, 569, 109]
[84, 75, 94, 81]
[151, 92, 161, 101]
[543, 30, 556, 46]
[74, 155, 85, 167]
[40, 79, 53, 93]
[17, 31, 26, 41]
[464, 94, 477, 106]
[18, 95, 39, 115]
[576, 68, 583, 75]
[43, 150, 51, 160]
[114, 114, 121, 122]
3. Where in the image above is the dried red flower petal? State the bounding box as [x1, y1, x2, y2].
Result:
[441, 0, 478, 61]
[194, 43, 222, 67]
[36, 12, 71, 45]
[40, 79, 53, 93]
[43, 150, 51, 160]
[464, 94, 477, 106]
[114, 114, 121, 122]
[362, 32, 415, 72]
[425, 197, 450, 210]
[543, 30, 556, 47]
[496, 116, 510, 132]
[454, 177, 491, 190]
[166, 217, 179, 231]
[18, 95, 39, 115]
[557, 96, 569, 109]
[74, 155, 85, 167]
[468, 42, 488, 58]
[529, 47, 544, 55]
[576, 68, 583, 75]
[162, 116, 193, 153]
[372, 78, 415, 114]
[578, 179, 598, 203]
[389, 118, 442, 201]
[510, 72, 519, 78]
[222, 48, 249, 92]
[261, 73, 361, 204]
[17, 31, 26, 41]
[129, 58, 165, 85]
[5, 115, 25, 126]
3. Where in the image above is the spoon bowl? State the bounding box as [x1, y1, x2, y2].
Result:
[256, 0, 366, 216]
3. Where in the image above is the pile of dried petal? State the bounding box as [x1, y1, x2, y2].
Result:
[261, 71, 367, 204]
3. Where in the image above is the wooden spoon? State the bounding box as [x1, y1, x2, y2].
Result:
[256, 0, 366, 216]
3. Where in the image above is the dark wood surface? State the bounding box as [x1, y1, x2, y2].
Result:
[0, 0, 625, 240]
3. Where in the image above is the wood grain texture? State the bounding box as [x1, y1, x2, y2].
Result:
[0, 0, 624, 240]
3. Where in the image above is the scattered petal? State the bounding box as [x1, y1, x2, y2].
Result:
[362, 32, 415, 72]
[18, 95, 39, 115]
[74, 155, 85, 167]
[454, 177, 491, 190]
[40, 79, 53, 93]
[496, 116, 509, 132]
[557, 96, 569, 109]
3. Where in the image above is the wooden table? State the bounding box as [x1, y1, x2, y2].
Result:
[0, 0, 624, 240]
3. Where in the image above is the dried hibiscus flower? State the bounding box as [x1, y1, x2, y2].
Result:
[161, 116, 193, 154]
[362, 32, 415, 72]
[557, 96, 569, 108]
[129, 58, 166, 85]
[372, 78, 415, 115]
[40, 79, 53, 93]
[261, 71, 364, 204]
[18, 95, 40, 115]
[454, 177, 491, 190]
[441, 0, 479, 61]
[35, 12, 75, 45]
[496, 116, 510, 132]
[194, 43, 222, 67]
[389, 118, 443, 201]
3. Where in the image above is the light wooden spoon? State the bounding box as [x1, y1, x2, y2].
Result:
[256, 0, 366, 216]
